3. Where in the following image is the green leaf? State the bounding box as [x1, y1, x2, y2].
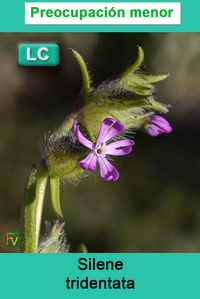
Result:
[122, 83, 153, 95]
[50, 174, 63, 218]
[145, 97, 169, 113]
[121, 46, 144, 78]
[70, 48, 91, 102]
[95, 97, 147, 109]
[77, 243, 88, 253]
[35, 162, 49, 246]
[137, 73, 168, 83]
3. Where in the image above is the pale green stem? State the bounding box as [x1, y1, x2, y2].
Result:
[20, 165, 37, 253]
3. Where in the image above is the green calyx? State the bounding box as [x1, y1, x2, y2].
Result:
[44, 130, 88, 179]
[47, 151, 85, 178]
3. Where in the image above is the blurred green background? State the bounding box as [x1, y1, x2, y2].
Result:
[1, 33, 200, 253]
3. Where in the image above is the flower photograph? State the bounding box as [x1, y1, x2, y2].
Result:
[0, 32, 200, 253]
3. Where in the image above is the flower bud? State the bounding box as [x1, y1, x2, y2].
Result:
[38, 221, 69, 253]
[143, 115, 172, 136]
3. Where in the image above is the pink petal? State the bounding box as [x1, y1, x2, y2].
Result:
[97, 156, 119, 181]
[79, 152, 97, 171]
[146, 125, 161, 136]
[151, 115, 171, 127]
[96, 118, 124, 143]
[96, 118, 115, 142]
[73, 120, 94, 149]
[105, 147, 133, 156]
[106, 140, 135, 149]
[105, 140, 134, 156]
[149, 116, 172, 135]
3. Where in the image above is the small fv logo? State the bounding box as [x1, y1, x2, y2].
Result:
[5, 232, 20, 247]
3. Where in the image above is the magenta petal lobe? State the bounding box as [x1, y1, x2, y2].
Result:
[145, 115, 172, 137]
[96, 118, 124, 143]
[106, 140, 135, 150]
[105, 139, 134, 156]
[105, 147, 133, 156]
[73, 120, 94, 149]
[98, 156, 119, 181]
[79, 152, 97, 171]
[96, 118, 115, 143]
[151, 116, 172, 133]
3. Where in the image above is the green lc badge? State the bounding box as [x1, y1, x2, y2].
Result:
[18, 44, 60, 66]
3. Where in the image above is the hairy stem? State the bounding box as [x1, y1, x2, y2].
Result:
[20, 165, 37, 253]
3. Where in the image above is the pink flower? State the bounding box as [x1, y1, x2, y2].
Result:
[144, 115, 172, 137]
[73, 118, 134, 181]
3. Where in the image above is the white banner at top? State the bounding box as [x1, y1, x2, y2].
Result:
[25, 2, 181, 25]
